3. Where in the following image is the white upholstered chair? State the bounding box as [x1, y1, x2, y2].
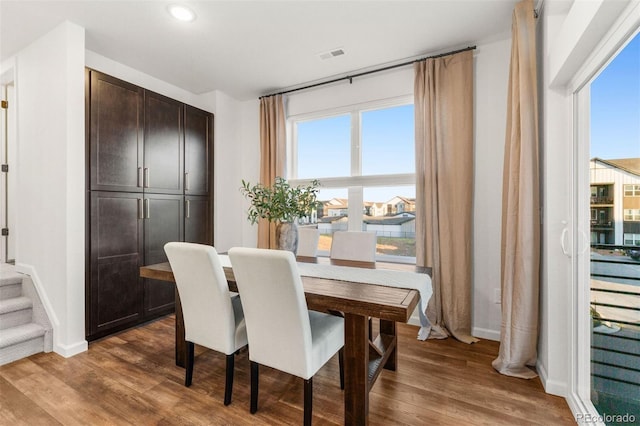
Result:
[164, 242, 248, 406]
[329, 231, 377, 264]
[228, 247, 344, 426]
[297, 227, 320, 258]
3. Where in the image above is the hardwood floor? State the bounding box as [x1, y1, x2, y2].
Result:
[0, 316, 575, 425]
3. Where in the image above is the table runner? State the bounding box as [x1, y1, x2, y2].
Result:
[220, 254, 433, 340]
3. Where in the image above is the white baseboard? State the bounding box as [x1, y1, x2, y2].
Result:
[55, 340, 88, 358]
[536, 359, 568, 397]
[472, 327, 501, 341]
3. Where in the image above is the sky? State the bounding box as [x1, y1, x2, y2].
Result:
[296, 104, 415, 202]
[590, 32, 640, 159]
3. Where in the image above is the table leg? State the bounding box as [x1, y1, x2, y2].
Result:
[344, 313, 369, 426]
[379, 319, 397, 371]
[175, 288, 186, 368]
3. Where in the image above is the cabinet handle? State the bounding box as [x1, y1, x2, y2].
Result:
[185, 200, 190, 218]
[144, 168, 149, 188]
[185, 172, 190, 191]
[138, 198, 143, 219]
[145, 198, 150, 219]
[138, 167, 143, 187]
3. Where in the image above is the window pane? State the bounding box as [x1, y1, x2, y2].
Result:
[317, 188, 349, 252]
[361, 105, 414, 175]
[363, 186, 416, 258]
[296, 115, 350, 179]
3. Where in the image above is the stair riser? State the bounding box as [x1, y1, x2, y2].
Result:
[0, 283, 21, 300]
[0, 336, 44, 366]
[0, 309, 33, 330]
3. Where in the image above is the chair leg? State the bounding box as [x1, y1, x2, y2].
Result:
[338, 348, 344, 390]
[304, 377, 313, 426]
[224, 354, 234, 406]
[250, 361, 259, 414]
[185, 341, 195, 387]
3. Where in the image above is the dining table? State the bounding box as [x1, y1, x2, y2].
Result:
[140, 256, 430, 425]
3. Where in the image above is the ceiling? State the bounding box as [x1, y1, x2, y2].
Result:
[1, 0, 531, 101]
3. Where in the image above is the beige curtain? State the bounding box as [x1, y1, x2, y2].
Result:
[258, 95, 286, 249]
[414, 50, 478, 344]
[492, 0, 540, 379]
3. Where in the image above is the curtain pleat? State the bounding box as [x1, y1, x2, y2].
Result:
[258, 95, 286, 249]
[492, 0, 540, 379]
[414, 50, 478, 344]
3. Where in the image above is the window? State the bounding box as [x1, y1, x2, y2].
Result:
[624, 209, 640, 221]
[624, 184, 640, 196]
[289, 98, 415, 261]
[624, 233, 640, 246]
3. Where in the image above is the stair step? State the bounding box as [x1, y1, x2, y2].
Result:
[0, 323, 45, 366]
[0, 272, 23, 301]
[0, 297, 33, 330]
[0, 322, 45, 349]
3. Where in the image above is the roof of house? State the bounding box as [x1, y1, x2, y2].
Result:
[318, 215, 347, 223]
[592, 158, 640, 177]
[363, 216, 415, 226]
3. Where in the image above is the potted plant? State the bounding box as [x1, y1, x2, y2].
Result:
[240, 176, 320, 252]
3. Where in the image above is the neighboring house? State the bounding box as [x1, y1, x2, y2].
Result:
[383, 196, 416, 216]
[323, 198, 349, 217]
[590, 158, 640, 245]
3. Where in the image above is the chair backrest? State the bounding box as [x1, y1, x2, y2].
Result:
[164, 242, 237, 354]
[228, 247, 313, 378]
[297, 227, 320, 258]
[329, 231, 377, 263]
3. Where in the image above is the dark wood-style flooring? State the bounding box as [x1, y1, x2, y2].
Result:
[0, 316, 575, 425]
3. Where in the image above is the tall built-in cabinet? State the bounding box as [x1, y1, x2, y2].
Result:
[86, 70, 213, 340]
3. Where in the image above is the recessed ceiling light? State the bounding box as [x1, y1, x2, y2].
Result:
[168, 4, 196, 22]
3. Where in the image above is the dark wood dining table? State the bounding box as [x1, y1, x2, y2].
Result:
[140, 257, 423, 425]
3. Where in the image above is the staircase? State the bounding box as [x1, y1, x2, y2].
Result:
[0, 265, 53, 365]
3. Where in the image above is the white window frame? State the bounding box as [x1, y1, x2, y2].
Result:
[287, 95, 415, 262]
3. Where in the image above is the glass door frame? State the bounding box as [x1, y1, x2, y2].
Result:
[569, 11, 640, 422]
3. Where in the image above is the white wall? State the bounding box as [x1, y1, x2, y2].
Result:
[14, 21, 87, 356]
[212, 91, 259, 251]
[471, 37, 511, 341]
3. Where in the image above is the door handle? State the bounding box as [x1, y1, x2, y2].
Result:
[185, 199, 190, 218]
[138, 198, 143, 219]
[144, 198, 150, 219]
[144, 168, 149, 188]
[185, 172, 190, 191]
[560, 227, 570, 257]
[138, 167, 143, 188]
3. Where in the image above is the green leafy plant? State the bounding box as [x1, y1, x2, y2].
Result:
[240, 177, 320, 224]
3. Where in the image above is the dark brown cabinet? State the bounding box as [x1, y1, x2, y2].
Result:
[89, 191, 144, 337]
[89, 72, 143, 193]
[185, 195, 212, 245]
[144, 92, 184, 194]
[86, 70, 213, 341]
[143, 194, 184, 316]
[185, 105, 212, 196]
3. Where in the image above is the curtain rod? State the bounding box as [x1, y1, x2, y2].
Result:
[259, 45, 477, 100]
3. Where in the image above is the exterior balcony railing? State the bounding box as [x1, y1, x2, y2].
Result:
[589, 244, 640, 416]
[591, 196, 614, 205]
[590, 220, 613, 228]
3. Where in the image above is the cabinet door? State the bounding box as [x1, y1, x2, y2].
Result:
[184, 106, 212, 196]
[90, 71, 143, 192]
[185, 195, 212, 245]
[89, 192, 144, 339]
[144, 193, 184, 317]
[144, 91, 183, 194]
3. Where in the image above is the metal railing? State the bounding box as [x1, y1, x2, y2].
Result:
[590, 244, 640, 405]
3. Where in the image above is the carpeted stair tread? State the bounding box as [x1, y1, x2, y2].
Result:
[0, 323, 45, 349]
[0, 272, 23, 287]
[0, 296, 32, 314]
